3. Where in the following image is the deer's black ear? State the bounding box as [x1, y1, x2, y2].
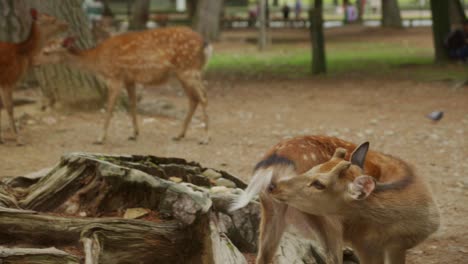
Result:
[350, 142, 369, 169]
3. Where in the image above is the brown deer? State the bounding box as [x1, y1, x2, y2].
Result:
[230, 135, 439, 264]
[0, 9, 68, 145]
[34, 26, 212, 144]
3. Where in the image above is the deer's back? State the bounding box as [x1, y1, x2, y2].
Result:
[92, 27, 205, 80]
[258, 135, 382, 179]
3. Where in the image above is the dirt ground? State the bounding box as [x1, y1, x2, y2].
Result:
[1, 27, 467, 263]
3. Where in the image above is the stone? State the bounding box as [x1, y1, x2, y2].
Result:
[42, 117, 57, 125]
[203, 169, 222, 180]
[210, 186, 230, 194]
[169, 177, 183, 183]
[215, 178, 237, 188]
[123, 208, 150, 219]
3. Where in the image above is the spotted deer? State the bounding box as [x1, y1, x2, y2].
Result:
[0, 9, 68, 145]
[230, 135, 439, 264]
[34, 26, 212, 144]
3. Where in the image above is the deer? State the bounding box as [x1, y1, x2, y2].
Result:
[229, 135, 440, 264]
[34, 26, 212, 145]
[0, 9, 68, 145]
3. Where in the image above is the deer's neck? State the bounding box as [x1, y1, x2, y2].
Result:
[18, 22, 42, 57]
[64, 47, 99, 72]
[343, 164, 419, 225]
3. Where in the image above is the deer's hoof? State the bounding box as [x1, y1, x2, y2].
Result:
[198, 137, 210, 145]
[172, 135, 184, 141]
[93, 140, 104, 145]
[128, 135, 138, 141]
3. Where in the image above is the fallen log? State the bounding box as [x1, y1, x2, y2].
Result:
[0, 152, 344, 264]
[0, 247, 79, 264]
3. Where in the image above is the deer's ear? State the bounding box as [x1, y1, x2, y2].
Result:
[347, 176, 375, 200]
[350, 142, 369, 169]
[30, 9, 38, 20]
[62, 37, 76, 48]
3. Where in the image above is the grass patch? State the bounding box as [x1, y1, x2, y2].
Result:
[207, 42, 467, 81]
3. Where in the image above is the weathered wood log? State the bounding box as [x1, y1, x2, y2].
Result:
[0, 152, 336, 264]
[0, 247, 80, 264]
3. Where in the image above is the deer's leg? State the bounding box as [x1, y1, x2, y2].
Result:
[288, 210, 343, 264]
[0, 87, 22, 145]
[95, 80, 122, 144]
[0, 94, 3, 144]
[256, 195, 287, 264]
[175, 70, 209, 144]
[173, 93, 198, 142]
[355, 245, 384, 264]
[384, 247, 406, 264]
[125, 82, 139, 141]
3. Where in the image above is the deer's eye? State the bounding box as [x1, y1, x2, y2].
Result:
[309, 180, 326, 190]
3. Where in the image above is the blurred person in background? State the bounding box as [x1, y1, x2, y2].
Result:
[82, 0, 104, 29]
[294, 0, 302, 19]
[445, 20, 468, 62]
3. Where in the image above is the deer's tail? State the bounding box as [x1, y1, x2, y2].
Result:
[202, 41, 213, 69]
[229, 168, 273, 212]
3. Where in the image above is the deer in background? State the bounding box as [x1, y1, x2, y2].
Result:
[34, 26, 212, 144]
[0, 9, 68, 145]
[230, 136, 440, 264]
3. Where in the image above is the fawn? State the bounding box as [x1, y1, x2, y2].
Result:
[0, 9, 68, 145]
[230, 135, 439, 264]
[34, 26, 212, 144]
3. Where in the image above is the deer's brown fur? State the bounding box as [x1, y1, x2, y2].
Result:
[0, 10, 68, 145]
[231, 135, 439, 264]
[35, 26, 211, 144]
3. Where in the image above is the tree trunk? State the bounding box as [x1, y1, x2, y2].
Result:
[193, 0, 225, 41]
[448, 0, 466, 27]
[310, 0, 327, 74]
[24, 0, 106, 109]
[258, 0, 267, 50]
[356, 0, 364, 23]
[187, 0, 198, 22]
[0, 152, 337, 264]
[381, 0, 402, 28]
[430, 0, 451, 63]
[0, 0, 30, 42]
[101, 0, 114, 17]
[129, 0, 150, 31]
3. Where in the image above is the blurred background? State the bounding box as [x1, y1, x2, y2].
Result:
[0, 1, 467, 263]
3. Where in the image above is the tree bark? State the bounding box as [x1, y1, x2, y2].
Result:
[448, 0, 466, 27]
[258, 0, 267, 50]
[430, 0, 451, 63]
[310, 0, 327, 74]
[381, 0, 402, 28]
[193, 0, 225, 41]
[187, 0, 199, 22]
[128, 0, 150, 31]
[25, 0, 106, 109]
[0, 0, 30, 42]
[356, 0, 364, 23]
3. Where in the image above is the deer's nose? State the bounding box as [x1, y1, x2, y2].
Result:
[268, 182, 276, 193]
